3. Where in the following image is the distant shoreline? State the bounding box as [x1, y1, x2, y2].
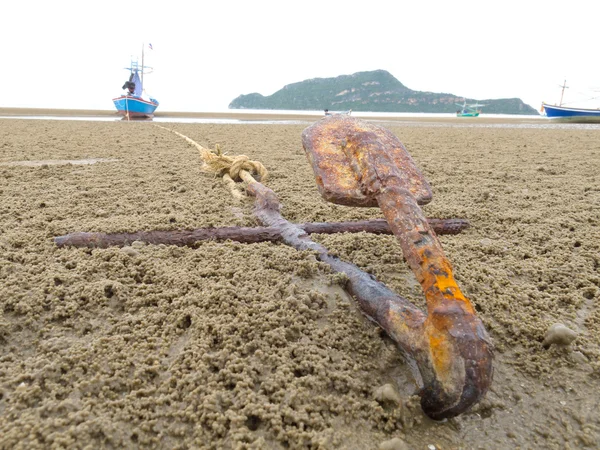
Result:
[0, 107, 543, 124]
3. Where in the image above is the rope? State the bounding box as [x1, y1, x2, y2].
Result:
[154, 125, 268, 199]
[222, 173, 246, 200]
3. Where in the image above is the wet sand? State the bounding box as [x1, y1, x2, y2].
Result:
[0, 113, 599, 449]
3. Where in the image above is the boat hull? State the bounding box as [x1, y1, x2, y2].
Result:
[113, 96, 159, 119]
[457, 112, 479, 117]
[542, 103, 600, 123]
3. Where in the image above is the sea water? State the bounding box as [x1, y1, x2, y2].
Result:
[1, 109, 599, 130]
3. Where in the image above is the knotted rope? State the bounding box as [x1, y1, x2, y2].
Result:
[155, 125, 268, 199]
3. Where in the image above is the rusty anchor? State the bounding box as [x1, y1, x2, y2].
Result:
[54, 122, 489, 420]
[302, 115, 493, 420]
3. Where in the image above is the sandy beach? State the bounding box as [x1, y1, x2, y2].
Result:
[0, 111, 599, 449]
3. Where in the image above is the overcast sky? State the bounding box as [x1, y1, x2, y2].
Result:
[2, 0, 599, 113]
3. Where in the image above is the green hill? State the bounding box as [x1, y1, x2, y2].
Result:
[229, 70, 538, 115]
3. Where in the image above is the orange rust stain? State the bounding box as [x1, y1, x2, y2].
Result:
[428, 326, 454, 376]
[420, 249, 475, 315]
[427, 306, 470, 377]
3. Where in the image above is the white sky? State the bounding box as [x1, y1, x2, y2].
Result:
[2, 0, 599, 113]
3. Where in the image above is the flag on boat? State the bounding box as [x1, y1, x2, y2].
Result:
[148, 43, 153, 50]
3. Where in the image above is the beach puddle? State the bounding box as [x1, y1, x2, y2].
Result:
[0, 158, 120, 167]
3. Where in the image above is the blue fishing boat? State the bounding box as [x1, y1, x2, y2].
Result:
[541, 80, 600, 123]
[113, 45, 159, 119]
[541, 103, 600, 123]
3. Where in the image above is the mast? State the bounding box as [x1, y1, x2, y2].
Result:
[559, 79, 568, 106]
[141, 42, 145, 91]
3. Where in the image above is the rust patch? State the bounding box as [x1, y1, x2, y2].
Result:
[302, 115, 432, 206]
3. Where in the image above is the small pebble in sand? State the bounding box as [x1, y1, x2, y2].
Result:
[121, 247, 139, 257]
[131, 240, 146, 249]
[374, 383, 402, 406]
[379, 437, 408, 450]
[479, 238, 493, 247]
[542, 323, 578, 349]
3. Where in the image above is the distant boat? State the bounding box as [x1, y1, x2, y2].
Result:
[456, 100, 485, 117]
[324, 109, 352, 116]
[541, 80, 600, 123]
[112, 44, 159, 119]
